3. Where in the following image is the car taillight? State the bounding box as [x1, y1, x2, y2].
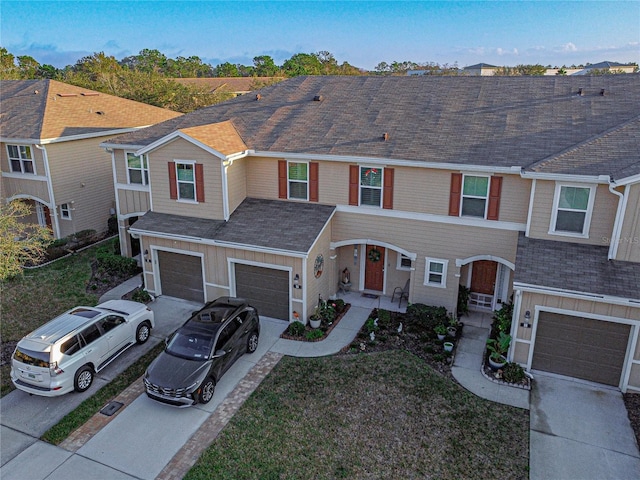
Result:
[49, 362, 63, 376]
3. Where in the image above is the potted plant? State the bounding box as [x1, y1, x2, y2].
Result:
[443, 341, 454, 353]
[486, 332, 511, 370]
[309, 313, 321, 329]
[447, 314, 459, 337]
[434, 324, 447, 341]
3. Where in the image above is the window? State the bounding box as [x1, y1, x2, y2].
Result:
[360, 166, 382, 207]
[127, 152, 149, 185]
[551, 184, 594, 236]
[60, 203, 71, 219]
[79, 324, 102, 346]
[176, 162, 196, 201]
[461, 175, 489, 217]
[397, 254, 412, 270]
[424, 258, 448, 288]
[7, 145, 35, 174]
[288, 162, 308, 200]
[100, 315, 125, 333]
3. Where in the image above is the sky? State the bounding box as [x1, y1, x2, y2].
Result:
[1, 1, 639, 71]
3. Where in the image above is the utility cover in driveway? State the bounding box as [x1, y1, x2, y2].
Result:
[158, 251, 204, 303]
[532, 312, 630, 386]
[234, 264, 289, 320]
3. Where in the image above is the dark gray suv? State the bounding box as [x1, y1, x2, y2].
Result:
[143, 297, 260, 407]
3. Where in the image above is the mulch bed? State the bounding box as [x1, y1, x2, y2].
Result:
[623, 393, 640, 447]
[280, 304, 351, 342]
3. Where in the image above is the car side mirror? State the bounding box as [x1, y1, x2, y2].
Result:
[214, 349, 227, 358]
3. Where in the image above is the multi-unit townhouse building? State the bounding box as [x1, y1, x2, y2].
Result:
[103, 75, 640, 392]
[0, 79, 180, 240]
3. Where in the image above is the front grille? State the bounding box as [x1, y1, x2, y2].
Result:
[143, 378, 190, 399]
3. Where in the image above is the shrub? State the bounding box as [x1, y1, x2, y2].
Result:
[305, 329, 324, 341]
[131, 288, 152, 303]
[406, 304, 448, 332]
[457, 284, 470, 316]
[96, 251, 138, 276]
[364, 317, 379, 333]
[107, 215, 118, 235]
[333, 298, 346, 313]
[49, 238, 69, 249]
[492, 302, 514, 334]
[286, 321, 306, 337]
[75, 229, 96, 240]
[377, 309, 391, 328]
[502, 362, 526, 384]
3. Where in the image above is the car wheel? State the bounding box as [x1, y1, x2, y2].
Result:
[136, 322, 151, 344]
[74, 366, 94, 392]
[198, 377, 215, 404]
[247, 331, 259, 354]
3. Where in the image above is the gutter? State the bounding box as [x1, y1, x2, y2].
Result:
[608, 182, 626, 260]
[34, 144, 60, 238]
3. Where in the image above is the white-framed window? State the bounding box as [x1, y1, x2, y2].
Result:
[288, 161, 308, 200]
[397, 253, 412, 271]
[176, 162, 196, 201]
[461, 175, 489, 218]
[424, 257, 448, 288]
[360, 166, 382, 207]
[7, 145, 35, 174]
[126, 152, 149, 185]
[60, 203, 72, 219]
[550, 184, 595, 237]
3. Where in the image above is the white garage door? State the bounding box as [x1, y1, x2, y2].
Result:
[234, 264, 289, 320]
[532, 312, 630, 386]
[157, 251, 204, 303]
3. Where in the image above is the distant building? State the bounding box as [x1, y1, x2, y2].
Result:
[462, 63, 499, 76]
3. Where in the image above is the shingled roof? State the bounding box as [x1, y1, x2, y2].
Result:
[0, 79, 181, 141]
[514, 233, 640, 301]
[105, 75, 640, 177]
[131, 198, 336, 254]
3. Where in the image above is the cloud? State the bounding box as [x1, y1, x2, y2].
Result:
[560, 42, 578, 53]
[496, 47, 519, 57]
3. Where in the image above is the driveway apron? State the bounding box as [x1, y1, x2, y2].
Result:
[530, 373, 640, 480]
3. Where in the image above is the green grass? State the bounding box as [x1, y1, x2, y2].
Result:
[41, 342, 164, 445]
[185, 350, 529, 480]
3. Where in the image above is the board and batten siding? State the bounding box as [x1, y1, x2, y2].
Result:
[1, 143, 50, 203]
[332, 211, 519, 312]
[512, 290, 640, 391]
[616, 182, 640, 263]
[226, 156, 247, 214]
[47, 137, 115, 235]
[527, 180, 617, 245]
[116, 189, 150, 216]
[148, 138, 224, 220]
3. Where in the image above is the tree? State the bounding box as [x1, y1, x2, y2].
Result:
[282, 53, 322, 77]
[0, 201, 52, 281]
[17, 55, 40, 78]
[0, 47, 20, 79]
[515, 64, 547, 76]
[214, 62, 241, 77]
[253, 55, 279, 77]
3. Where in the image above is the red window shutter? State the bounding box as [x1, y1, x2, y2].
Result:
[195, 164, 205, 203]
[309, 162, 319, 202]
[278, 160, 287, 199]
[487, 176, 502, 221]
[349, 165, 359, 206]
[168, 162, 177, 199]
[449, 173, 462, 216]
[383, 168, 394, 209]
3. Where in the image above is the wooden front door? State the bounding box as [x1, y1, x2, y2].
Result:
[470, 260, 497, 295]
[364, 245, 385, 291]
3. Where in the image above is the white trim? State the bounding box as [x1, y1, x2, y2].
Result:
[222, 161, 230, 220]
[34, 145, 60, 238]
[513, 282, 640, 307]
[548, 182, 596, 238]
[396, 253, 412, 271]
[525, 178, 536, 237]
[59, 203, 72, 220]
[0, 127, 149, 146]
[455, 254, 515, 271]
[613, 173, 640, 187]
[608, 184, 628, 260]
[151, 246, 206, 301]
[424, 257, 448, 288]
[287, 160, 309, 201]
[336, 204, 526, 231]
[174, 160, 198, 202]
[0, 172, 49, 182]
[115, 182, 150, 193]
[520, 171, 611, 184]
[358, 165, 383, 208]
[6, 144, 37, 175]
[460, 173, 490, 219]
[125, 151, 149, 186]
[137, 130, 228, 159]
[331, 239, 416, 260]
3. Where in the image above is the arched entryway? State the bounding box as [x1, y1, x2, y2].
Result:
[456, 255, 514, 311]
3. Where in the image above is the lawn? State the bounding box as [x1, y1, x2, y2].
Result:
[0, 238, 133, 396]
[185, 350, 530, 480]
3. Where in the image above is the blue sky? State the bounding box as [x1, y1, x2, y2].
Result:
[2, 1, 639, 70]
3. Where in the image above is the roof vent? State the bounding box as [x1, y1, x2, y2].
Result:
[313, 95, 324, 102]
[600, 89, 606, 96]
[255, 94, 262, 101]
[577, 88, 584, 96]
[34, 90, 39, 95]
[382, 132, 390, 141]
[57, 93, 78, 97]
[81, 92, 100, 96]
[95, 111, 105, 116]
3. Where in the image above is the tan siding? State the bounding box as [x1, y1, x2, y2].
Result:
[1, 142, 46, 177]
[528, 181, 617, 245]
[227, 157, 247, 214]
[245, 156, 279, 199]
[616, 183, 640, 262]
[512, 290, 640, 390]
[332, 211, 519, 312]
[393, 167, 449, 215]
[112, 149, 129, 185]
[1, 176, 50, 203]
[117, 189, 150, 215]
[47, 138, 115, 235]
[305, 224, 334, 319]
[149, 138, 224, 219]
[318, 161, 349, 205]
[500, 175, 531, 223]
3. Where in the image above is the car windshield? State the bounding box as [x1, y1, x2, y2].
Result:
[166, 327, 216, 360]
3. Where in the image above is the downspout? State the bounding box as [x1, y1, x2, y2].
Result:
[35, 144, 60, 238]
[222, 159, 230, 221]
[608, 181, 626, 260]
[105, 147, 126, 257]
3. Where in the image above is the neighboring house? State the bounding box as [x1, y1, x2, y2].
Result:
[462, 63, 499, 75]
[103, 75, 640, 392]
[172, 77, 283, 97]
[0, 80, 181, 240]
[545, 61, 638, 76]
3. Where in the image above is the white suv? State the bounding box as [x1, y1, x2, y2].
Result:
[11, 300, 154, 397]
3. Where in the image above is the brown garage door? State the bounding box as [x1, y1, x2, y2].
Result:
[157, 251, 204, 303]
[234, 264, 289, 320]
[532, 312, 630, 386]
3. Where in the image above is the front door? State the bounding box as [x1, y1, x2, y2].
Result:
[470, 260, 497, 294]
[364, 245, 385, 291]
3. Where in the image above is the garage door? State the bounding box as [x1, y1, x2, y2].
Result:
[532, 312, 630, 386]
[234, 264, 289, 320]
[157, 251, 204, 303]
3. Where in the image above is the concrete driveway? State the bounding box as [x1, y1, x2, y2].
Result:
[530, 373, 640, 479]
